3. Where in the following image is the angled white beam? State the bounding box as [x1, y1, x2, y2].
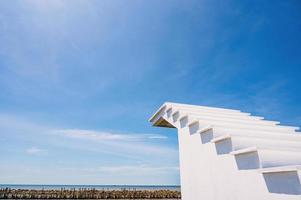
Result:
[230, 146, 258, 155]
[211, 135, 231, 143]
[259, 165, 301, 173]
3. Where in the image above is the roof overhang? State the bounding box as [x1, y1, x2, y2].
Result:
[149, 103, 175, 128]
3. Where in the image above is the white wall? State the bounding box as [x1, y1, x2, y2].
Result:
[173, 118, 301, 200]
[150, 103, 301, 200]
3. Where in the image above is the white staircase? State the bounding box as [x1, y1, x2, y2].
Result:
[150, 102, 301, 200]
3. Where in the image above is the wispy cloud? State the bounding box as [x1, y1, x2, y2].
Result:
[52, 129, 168, 141]
[99, 165, 179, 174]
[0, 114, 176, 161]
[26, 146, 47, 155]
[147, 134, 168, 139]
[54, 129, 131, 141]
[50, 129, 175, 159]
[60, 165, 179, 175]
[0, 114, 178, 184]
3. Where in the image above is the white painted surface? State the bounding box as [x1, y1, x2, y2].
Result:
[150, 102, 301, 200]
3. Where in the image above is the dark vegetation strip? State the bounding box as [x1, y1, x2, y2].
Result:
[0, 188, 181, 199]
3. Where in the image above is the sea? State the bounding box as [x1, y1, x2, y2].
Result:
[0, 184, 180, 191]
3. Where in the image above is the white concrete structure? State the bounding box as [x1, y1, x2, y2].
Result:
[150, 102, 301, 200]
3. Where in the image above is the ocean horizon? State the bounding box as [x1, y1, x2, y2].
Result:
[0, 184, 180, 191]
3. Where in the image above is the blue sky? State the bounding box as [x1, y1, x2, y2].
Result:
[0, 0, 300, 185]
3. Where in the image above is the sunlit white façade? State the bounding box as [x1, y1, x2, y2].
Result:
[150, 102, 301, 200]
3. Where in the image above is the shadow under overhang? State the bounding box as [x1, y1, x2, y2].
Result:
[153, 117, 175, 128]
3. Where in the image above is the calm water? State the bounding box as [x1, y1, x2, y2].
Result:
[0, 184, 180, 191]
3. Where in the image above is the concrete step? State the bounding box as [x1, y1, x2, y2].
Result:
[187, 113, 279, 127]
[230, 147, 301, 169]
[211, 135, 301, 152]
[258, 165, 301, 195]
[259, 165, 301, 173]
[185, 117, 298, 134]
[211, 127, 301, 141]
[168, 109, 264, 124]
[166, 102, 243, 114]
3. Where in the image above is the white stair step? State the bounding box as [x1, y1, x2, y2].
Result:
[230, 146, 258, 155]
[166, 102, 243, 114]
[212, 127, 301, 141]
[187, 119, 200, 127]
[165, 107, 173, 117]
[167, 109, 298, 135]
[258, 165, 301, 195]
[231, 147, 301, 169]
[259, 165, 301, 173]
[259, 149, 301, 168]
[187, 119, 297, 135]
[210, 135, 231, 143]
[173, 110, 264, 121]
[179, 114, 189, 122]
[198, 125, 213, 134]
[150, 102, 248, 124]
[213, 135, 301, 152]
[187, 113, 279, 127]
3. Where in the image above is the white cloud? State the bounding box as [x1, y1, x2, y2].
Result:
[147, 134, 168, 139]
[96, 165, 179, 174]
[50, 129, 175, 158]
[60, 164, 179, 175]
[26, 147, 47, 155]
[54, 129, 130, 141]
[52, 129, 167, 141]
[0, 114, 176, 160]
[0, 113, 178, 183]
